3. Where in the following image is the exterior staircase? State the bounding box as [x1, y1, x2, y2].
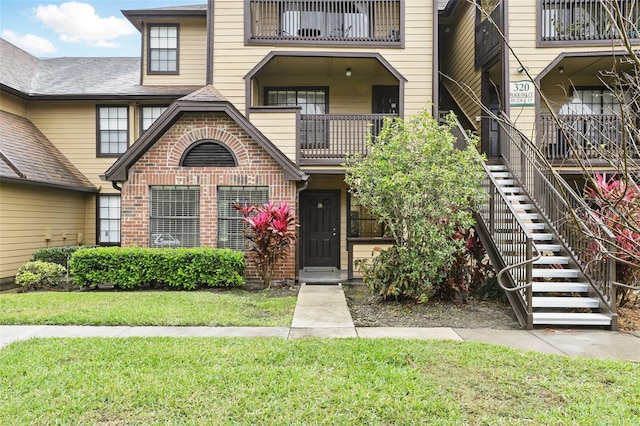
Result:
[481, 163, 614, 328]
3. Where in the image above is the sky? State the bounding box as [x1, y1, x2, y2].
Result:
[1, 0, 203, 58]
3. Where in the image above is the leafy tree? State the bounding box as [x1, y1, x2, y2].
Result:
[345, 111, 486, 300]
[235, 202, 297, 289]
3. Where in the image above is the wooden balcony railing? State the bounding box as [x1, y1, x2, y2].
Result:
[540, 0, 640, 43]
[540, 114, 639, 161]
[248, 0, 401, 44]
[299, 114, 395, 165]
[475, 4, 502, 65]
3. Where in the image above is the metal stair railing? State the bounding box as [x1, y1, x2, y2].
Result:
[498, 113, 618, 325]
[444, 111, 541, 328]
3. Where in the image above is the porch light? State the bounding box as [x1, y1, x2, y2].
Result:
[558, 66, 564, 74]
[345, 68, 352, 77]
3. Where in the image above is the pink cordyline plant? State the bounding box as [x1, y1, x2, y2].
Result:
[234, 202, 297, 288]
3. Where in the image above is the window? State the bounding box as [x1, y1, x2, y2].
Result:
[217, 186, 269, 250]
[99, 195, 121, 245]
[348, 194, 387, 238]
[148, 25, 178, 73]
[266, 87, 328, 149]
[140, 105, 168, 133]
[150, 186, 200, 248]
[97, 106, 128, 156]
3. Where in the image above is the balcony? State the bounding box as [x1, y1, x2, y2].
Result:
[475, 4, 502, 66]
[247, 0, 401, 46]
[299, 114, 394, 165]
[540, 0, 640, 44]
[540, 114, 639, 162]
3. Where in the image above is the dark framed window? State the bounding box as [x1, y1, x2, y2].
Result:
[97, 106, 128, 156]
[98, 195, 121, 245]
[265, 87, 328, 149]
[148, 24, 178, 74]
[217, 186, 269, 250]
[347, 193, 387, 238]
[140, 105, 168, 133]
[149, 186, 200, 248]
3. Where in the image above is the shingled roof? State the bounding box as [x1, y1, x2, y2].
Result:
[0, 110, 97, 192]
[0, 38, 200, 98]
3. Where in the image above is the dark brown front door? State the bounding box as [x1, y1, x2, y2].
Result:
[372, 85, 399, 114]
[301, 191, 340, 268]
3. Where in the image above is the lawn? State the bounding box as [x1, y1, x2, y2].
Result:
[0, 290, 296, 327]
[1, 337, 638, 425]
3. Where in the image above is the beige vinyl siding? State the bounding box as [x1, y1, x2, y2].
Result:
[142, 19, 207, 86]
[0, 182, 92, 280]
[351, 243, 392, 277]
[0, 92, 28, 117]
[249, 111, 298, 162]
[28, 101, 132, 189]
[507, 2, 628, 139]
[213, 0, 434, 117]
[441, 2, 482, 131]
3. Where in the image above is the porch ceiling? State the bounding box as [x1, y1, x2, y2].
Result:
[545, 55, 635, 80]
[256, 56, 394, 80]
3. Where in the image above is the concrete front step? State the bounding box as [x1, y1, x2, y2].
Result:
[532, 268, 580, 278]
[532, 312, 611, 326]
[532, 296, 600, 308]
[535, 244, 562, 252]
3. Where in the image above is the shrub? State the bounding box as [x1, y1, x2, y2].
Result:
[234, 202, 297, 289]
[345, 110, 486, 301]
[31, 246, 95, 270]
[16, 261, 66, 290]
[69, 247, 245, 290]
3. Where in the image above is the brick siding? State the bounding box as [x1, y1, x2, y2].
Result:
[120, 112, 298, 281]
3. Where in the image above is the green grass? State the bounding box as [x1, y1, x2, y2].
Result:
[0, 290, 296, 326]
[1, 338, 638, 425]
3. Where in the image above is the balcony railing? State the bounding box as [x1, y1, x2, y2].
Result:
[299, 114, 395, 164]
[475, 4, 502, 65]
[248, 0, 401, 44]
[540, 114, 639, 161]
[540, 0, 640, 43]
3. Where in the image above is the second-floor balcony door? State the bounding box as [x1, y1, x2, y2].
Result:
[372, 85, 398, 135]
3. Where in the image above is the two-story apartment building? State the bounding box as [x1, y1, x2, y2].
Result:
[1, 0, 444, 285]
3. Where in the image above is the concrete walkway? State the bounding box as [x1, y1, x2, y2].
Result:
[1, 283, 639, 363]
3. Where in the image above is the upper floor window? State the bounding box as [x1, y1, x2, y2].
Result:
[148, 25, 178, 74]
[97, 106, 128, 156]
[247, 0, 401, 45]
[140, 105, 168, 133]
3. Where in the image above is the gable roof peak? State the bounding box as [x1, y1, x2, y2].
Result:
[179, 85, 228, 103]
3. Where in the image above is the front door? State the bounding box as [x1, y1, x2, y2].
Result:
[301, 191, 340, 268]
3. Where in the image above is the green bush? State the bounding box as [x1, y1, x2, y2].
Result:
[16, 261, 67, 290]
[69, 247, 245, 290]
[31, 246, 95, 270]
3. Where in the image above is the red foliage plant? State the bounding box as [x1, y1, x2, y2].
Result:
[585, 173, 640, 305]
[233, 202, 297, 288]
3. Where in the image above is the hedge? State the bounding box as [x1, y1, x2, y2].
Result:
[16, 261, 67, 290]
[69, 247, 245, 290]
[31, 246, 94, 270]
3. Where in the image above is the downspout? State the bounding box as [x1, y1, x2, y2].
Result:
[432, 0, 439, 119]
[112, 181, 122, 192]
[295, 176, 310, 283]
[206, 0, 215, 85]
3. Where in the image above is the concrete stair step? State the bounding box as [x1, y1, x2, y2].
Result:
[532, 268, 580, 278]
[506, 195, 528, 202]
[495, 179, 516, 186]
[532, 312, 611, 326]
[516, 213, 539, 220]
[531, 233, 553, 241]
[533, 255, 570, 265]
[524, 223, 547, 230]
[486, 164, 506, 171]
[500, 186, 523, 193]
[491, 172, 512, 179]
[535, 244, 562, 252]
[532, 282, 590, 293]
[532, 296, 600, 308]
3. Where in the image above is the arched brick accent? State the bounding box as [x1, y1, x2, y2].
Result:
[167, 125, 249, 168]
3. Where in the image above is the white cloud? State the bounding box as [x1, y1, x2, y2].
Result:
[34, 2, 136, 48]
[2, 30, 57, 54]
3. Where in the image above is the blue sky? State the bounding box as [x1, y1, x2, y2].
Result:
[1, 0, 203, 57]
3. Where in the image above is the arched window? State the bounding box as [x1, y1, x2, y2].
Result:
[180, 140, 237, 167]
